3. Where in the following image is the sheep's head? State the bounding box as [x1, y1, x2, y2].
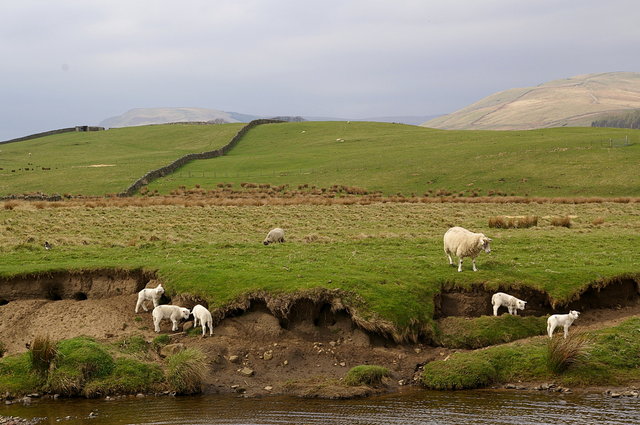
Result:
[180, 308, 191, 320]
[480, 236, 492, 253]
[517, 300, 527, 310]
[155, 285, 165, 294]
[569, 310, 580, 319]
[263, 240, 270, 245]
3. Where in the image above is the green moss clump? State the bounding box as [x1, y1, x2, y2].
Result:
[421, 356, 497, 390]
[343, 365, 390, 387]
[0, 353, 43, 395]
[437, 315, 547, 349]
[83, 358, 164, 397]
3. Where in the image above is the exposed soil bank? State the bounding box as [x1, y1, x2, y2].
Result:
[434, 275, 640, 318]
[1, 269, 639, 398]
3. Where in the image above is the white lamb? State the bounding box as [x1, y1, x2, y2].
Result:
[192, 304, 214, 337]
[152, 305, 191, 333]
[491, 292, 527, 316]
[443, 226, 492, 272]
[263, 227, 285, 245]
[135, 284, 164, 313]
[547, 310, 580, 338]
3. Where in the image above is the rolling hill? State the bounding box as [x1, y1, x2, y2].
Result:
[423, 72, 640, 130]
[99, 107, 245, 128]
[1, 121, 638, 198]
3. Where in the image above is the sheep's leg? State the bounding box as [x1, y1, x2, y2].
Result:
[547, 322, 554, 338]
[209, 321, 213, 336]
[171, 319, 178, 332]
[493, 304, 499, 316]
[445, 249, 453, 265]
[142, 300, 149, 312]
[563, 325, 569, 339]
[472, 258, 478, 272]
[154, 317, 161, 333]
[457, 258, 463, 272]
[153, 298, 159, 308]
[193, 316, 199, 328]
[135, 299, 142, 313]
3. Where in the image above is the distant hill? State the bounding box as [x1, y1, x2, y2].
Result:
[100, 107, 242, 128]
[423, 72, 640, 130]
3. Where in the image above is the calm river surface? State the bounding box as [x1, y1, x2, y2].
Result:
[2, 389, 639, 425]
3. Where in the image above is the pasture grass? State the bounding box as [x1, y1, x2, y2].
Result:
[0, 201, 638, 336]
[146, 122, 640, 197]
[0, 123, 245, 196]
[1, 122, 638, 198]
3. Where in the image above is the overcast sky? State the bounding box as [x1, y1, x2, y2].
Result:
[1, 0, 639, 140]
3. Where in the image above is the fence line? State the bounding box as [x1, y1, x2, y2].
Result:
[118, 119, 283, 196]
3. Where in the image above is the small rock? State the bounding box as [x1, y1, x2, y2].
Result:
[89, 411, 98, 418]
[228, 355, 240, 363]
[414, 348, 422, 354]
[329, 341, 337, 347]
[339, 362, 346, 367]
[136, 393, 145, 398]
[398, 379, 408, 386]
[283, 360, 289, 366]
[264, 386, 273, 391]
[263, 351, 273, 361]
[159, 343, 186, 358]
[182, 321, 194, 332]
[505, 384, 517, 389]
[239, 367, 254, 377]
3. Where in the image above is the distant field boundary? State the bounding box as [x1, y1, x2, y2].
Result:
[118, 119, 283, 197]
[0, 126, 105, 145]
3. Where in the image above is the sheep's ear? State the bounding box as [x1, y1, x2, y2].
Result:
[523, 301, 527, 304]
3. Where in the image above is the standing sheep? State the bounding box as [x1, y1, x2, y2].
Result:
[192, 304, 214, 337]
[547, 310, 580, 338]
[491, 292, 527, 316]
[443, 226, 492, 272]
[152, 305, 191, 333]
[263, 227, 285, 245]
[135, 283, 165, 313]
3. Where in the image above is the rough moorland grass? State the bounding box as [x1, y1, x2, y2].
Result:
[0, 123, 245, 196]
[545, 331, 592, 374]
[436, 315, 547, 349]
[146, 122, 640, 197]
[0, 353, 43, 394]
[166, 348, 207, 394]
[343, 365, 390, 387]
[422, 317, 640, 389]
[29, 335, 57, 376]
[0, 202, 638, 338]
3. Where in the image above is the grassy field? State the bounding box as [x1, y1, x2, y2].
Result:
[146, 122, 640, 197]
[1, 122, 639, 198]
[0, 123, 244, 196]
[1, 201, 638, 338]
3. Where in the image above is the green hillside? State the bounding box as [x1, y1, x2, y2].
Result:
[146, 121, 640, 197]
[0, 123, 244, 196]
[1, 121, 639, 198]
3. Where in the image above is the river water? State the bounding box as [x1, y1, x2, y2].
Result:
[2, 389, 639, 425]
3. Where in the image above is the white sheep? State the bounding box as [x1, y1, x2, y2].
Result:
[135, 284, 165, 313]
[192, 304, 213, 337]
[263, 227, 285, 245]
[443, 226, 492, 272]
[491, 292, 527, 316]
[547, 310, 580, 338]
[152, 305, 191, 333]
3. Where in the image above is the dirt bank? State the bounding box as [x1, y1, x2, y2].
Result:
[1, 270, 639, 398]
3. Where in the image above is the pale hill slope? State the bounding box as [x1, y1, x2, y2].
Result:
[100, 107, 241, 128]
[423, 72, 640, 130]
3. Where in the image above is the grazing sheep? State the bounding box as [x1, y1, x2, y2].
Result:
[192, 304, 213, 337]
[263, 227, 285, 245]
[491, 292, 527, 316]
[547, 310, 580, 338]
[443, 226, 492, 272]
[152, 305, 191, 333]
[135, 284, 165, 313]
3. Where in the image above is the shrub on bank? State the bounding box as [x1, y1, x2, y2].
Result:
[343, 365, 390, 387]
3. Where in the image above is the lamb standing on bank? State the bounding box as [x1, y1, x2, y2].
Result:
[547, 310, 580, 338]
[152, 305, 191, 333]
[443, 226, 492, 272]
[263, 227, 285, 245]
[492, 292, 527, 316]
[192, 304, 214, 337]
[135, 284, 165, 313]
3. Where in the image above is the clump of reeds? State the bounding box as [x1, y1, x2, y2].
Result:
[166, 348, 208, 394]
[545, 331, 592, 374]
[550, 216, 572, 228]
[488, 215, 538, 229]
[29, 335, 57, 376]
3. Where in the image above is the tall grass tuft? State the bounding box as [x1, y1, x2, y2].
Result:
[166, 348, 207, 394]
[550, 216, 572, 228]
[489, 215, 538, 229]
[343, 365, 390, 387]
[29, 335, 57, 376]
[546, 331, 592, 374]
